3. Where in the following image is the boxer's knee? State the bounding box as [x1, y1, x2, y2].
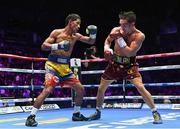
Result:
[98, 78, 111, 94]
[98, 85, 107, 95]
[45, 87, 54, 94]
[78, 85, 84, 95]
[74, 84, 84, 95]
[41, 87, 54, 97]
[135, 83, 146, 93]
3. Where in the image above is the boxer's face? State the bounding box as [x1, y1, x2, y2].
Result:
[119, 19, 134, 35]
[70, 19, 81, 33]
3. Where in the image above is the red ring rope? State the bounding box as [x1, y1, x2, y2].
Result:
[0, 51, 180, 62]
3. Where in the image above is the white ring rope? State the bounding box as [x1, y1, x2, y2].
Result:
[0, 52, 179, 104]
[82, 65, 180, 74]
[84, 82, 180, 87]
[0, 68, 45, 73]
[0, 65, 180, 74]
[0, 95, 180, 103]
[0, 82, 180, 89]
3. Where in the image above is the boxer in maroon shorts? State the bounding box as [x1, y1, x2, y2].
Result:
[88, 11, 162, 124]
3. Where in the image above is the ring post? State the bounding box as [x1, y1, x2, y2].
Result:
[122, 79, 126, 103]
[70, 58, 82, 107]
[31, 60, 35, 103]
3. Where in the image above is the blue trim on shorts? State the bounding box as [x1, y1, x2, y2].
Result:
[48, 69, 73, 82]
[48, 54, 70, 64]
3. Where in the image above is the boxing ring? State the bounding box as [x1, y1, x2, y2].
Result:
[0, 52, 180, 129]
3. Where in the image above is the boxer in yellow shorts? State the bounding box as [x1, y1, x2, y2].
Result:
[44, 58, 80, 87]
[25, 13, 97, 126]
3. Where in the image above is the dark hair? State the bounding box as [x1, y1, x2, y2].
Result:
[65, 13, 81, 25]
[118, 11, 136, 23]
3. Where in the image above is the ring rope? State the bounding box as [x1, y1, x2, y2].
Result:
[84, 82, 180, 88]
[0, 52, 179, 104]
[0, 51, 180, 62]
[0, 68, 45, 73]
[0, 65, 179, 74]
[81, 65, 180, 74]
[0, 95, 180, 103]
[0, 82, 180, 89]
[82, 51, 180, 62]
[0, 54, 47, 61]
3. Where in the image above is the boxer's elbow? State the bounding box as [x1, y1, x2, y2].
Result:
[41, 44, 46, 51]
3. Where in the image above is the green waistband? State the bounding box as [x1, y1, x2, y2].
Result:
[112, 54, 136, 64]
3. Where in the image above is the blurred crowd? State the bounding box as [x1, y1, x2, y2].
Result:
[0, 31, 180, 104]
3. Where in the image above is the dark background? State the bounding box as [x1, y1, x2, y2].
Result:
[0, 0, 180, 101]
[0, 0, 180, 58]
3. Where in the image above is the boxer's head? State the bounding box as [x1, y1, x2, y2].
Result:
[65, 13, 81, 33]
[118, 11, 136, 35]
